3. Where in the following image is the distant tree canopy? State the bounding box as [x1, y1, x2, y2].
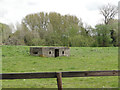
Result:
[0, 4, 118, 47]
[100, 3, 118, 25]
[0, 23, 12, 45]
[97, 3, 118, 47]
[5, 12, 93, 47]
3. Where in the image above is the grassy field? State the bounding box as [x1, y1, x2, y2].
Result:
[1, 45, 118, 88]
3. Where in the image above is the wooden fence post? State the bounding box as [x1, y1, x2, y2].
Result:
[56, 72, 63, 90]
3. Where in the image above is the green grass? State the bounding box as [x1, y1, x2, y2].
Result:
[1, 45, 118, 88]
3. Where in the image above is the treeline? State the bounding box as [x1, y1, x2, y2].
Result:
[1, 12, 118, 47]
[1, 12, 94, 46]
[0, 23, 12, 45]
[0, 11, 118, 47]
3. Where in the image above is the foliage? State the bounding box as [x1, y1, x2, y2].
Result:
[108, 19, 118, 46]
[94, 24, 112, 47]
[9, 12, 92, 47]
[92, 19, 118, 47]
[100, 3, 118, 25]
[0, 6, 118, 47]
[0, 23, 12, 44]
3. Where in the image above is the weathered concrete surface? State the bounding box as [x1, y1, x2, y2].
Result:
[30, 47, 70, 57]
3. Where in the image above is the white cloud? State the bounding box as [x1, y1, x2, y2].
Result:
[0, 0, 119, 27]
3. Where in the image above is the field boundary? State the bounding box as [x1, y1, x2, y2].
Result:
[0, 70, 119, 90]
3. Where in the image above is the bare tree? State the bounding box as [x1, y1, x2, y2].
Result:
[100, 3, 118, 25]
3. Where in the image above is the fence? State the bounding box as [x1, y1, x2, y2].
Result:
[0, 70, 119, 90]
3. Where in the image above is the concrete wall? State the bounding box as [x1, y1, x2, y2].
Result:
[30, 47, 42, 56]
[59, 48, 70, 57]
[30, 47, 70, 57]
[42, 48, 70, 57]
[42, 48, 55, 57]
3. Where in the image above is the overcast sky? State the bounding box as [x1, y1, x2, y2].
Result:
[0, 0, 119, 27]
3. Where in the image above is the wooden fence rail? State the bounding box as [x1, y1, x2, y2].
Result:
[0, 70, 119, 90]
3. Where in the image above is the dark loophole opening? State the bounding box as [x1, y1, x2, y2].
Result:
[33, 52, 38, 54]
[62, 51, 64, 54]
[49, 51, 52, 54]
